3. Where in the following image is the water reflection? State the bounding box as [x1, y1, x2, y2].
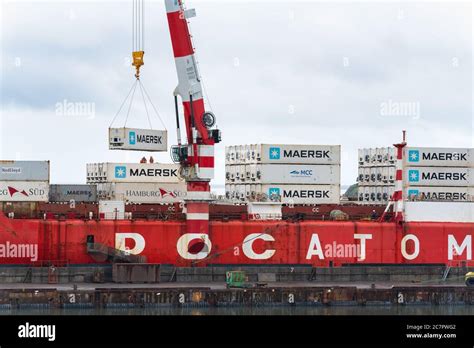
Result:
[1, 305, 474, 316]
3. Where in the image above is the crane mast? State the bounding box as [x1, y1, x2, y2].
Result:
[165, 0, 220, 257]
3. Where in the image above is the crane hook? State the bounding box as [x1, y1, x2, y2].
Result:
[132, 50, 145, 79]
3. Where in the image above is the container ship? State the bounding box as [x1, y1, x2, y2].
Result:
[1, 0, 473, 270]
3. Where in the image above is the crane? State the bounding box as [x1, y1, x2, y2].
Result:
[164, 0, 221, 257]
[124, 0, 220, 259]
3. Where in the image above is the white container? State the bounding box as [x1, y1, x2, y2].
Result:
[225, 166, 231, 182]
[240, 164, 246, 181]
[381, 148, 389, 163]
[363, 168, 370, 183]
[368, 187, 376, 202]
[109, 127, 167, 152]
[248, 164, 340, 185]
[234, 145, 242, 164]
[376, 167, 383, 183]
[234, 165, 241, 182]
[225, 184, 236, 200]
[237, 185, 246, 200]
[376, 148, 383, 163]
[257, 184, 340, 204]
[369, 148, 377, 163]
[406, 186, 474, 202]
[87, 163, 183, 183]
[405, 201, 474, 223]
[0, 181, 49, 202]
[382, 186, 390, 202]
[98, 182, 187, 203]
[225, 147, 232, 164]
[99, 200, 125, 220]
[382, 167, 389, 183]
[388, 166, 395, 183]
[363, 186, 370, 202]
[388, 147, 396, 163]
[375, 186, 383, 202]
[250, 144, 258, 163]
[363, 148, 370, 165]
[243, 144, 341, 164]
[244, 184, 251, 198]
[358, 149, 364, 165]
[229, 146, 236, 164]
[0, 161, 50, 182]
[369, 167, 377, 183]
[404, 167, 474, 187]
[357, 167, 364, 183]
[404, 147, 472, 167]
[247, 202, 282, 220]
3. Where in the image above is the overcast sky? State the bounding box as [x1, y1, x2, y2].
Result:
[0, 0, 472, 190]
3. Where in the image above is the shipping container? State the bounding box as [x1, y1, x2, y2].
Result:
[369, 167, 377, 183]
[404, 167, 474, 187]
[240, 164, 246, 182]
[375, 148, 383, 163]
[86, 163, 183, 183]
[388, 147, 396, 163]
[369, 148, 377, 163]
[109, 127, 167, 152]
[404, 147, 472, 167]
[0, 160, 49, 182]
[98, 182, 187, 204]
[245, 164, 340, 185]
[49, 184, 97, 203]
[382, 167, 389, 183]
[0, 181, 49, 202]
[226, 144, 341, 165]
[405, 186, 474, 202]
[405, 202, 474, 223]
[358, 149, 364, 165]
[361, 167, 367, 183]
[229, 184, 341, 204]
[99, 200, 125, 220]
[363, 148, 370, 164]
[357, 167, 364, 183]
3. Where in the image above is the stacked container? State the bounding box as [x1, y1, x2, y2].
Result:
[357, 147, 396, 205]
[404, 147, 474, 202]
[0, 161, 50, 202]
[358, 147, 474, 204]
[225, 144, 341, 204]
[49, 184, 97, 203]
[87, 162, 187, 204]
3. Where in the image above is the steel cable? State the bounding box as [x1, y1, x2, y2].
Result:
[110, 79, 138, 127]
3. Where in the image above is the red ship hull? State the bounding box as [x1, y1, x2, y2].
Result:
[0, 214, 472, 266]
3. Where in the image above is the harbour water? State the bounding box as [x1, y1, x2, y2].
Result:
[2, 305, 474, 316]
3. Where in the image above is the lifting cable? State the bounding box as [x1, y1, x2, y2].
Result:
[110, 80, 167, 131]
[110, 0, 167, 131]
[132, 0, 145, 79]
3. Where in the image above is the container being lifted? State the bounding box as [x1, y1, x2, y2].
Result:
[109, 127, 167, 152]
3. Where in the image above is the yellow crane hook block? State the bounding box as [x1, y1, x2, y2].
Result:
[132, 51, 145, 79]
